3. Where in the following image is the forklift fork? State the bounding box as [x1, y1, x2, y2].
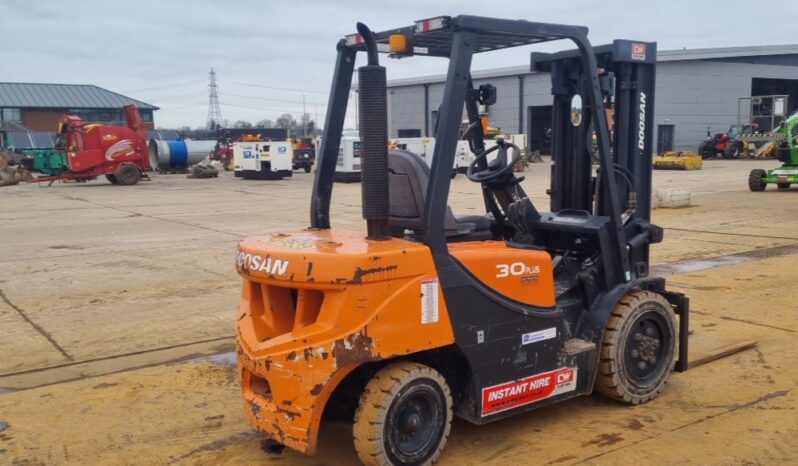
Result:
[661, 290, 690, 372]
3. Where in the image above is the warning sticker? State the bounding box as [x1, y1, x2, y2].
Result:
[421, 277, 439, 324]
[521, 327, 557, 345]
[481, 367, 577, 416]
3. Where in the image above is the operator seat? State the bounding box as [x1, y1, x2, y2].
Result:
[387, 150, 492, 240]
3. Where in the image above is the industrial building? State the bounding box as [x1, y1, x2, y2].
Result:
[386, 44, 798, 152]
[0, 82, 157, 148]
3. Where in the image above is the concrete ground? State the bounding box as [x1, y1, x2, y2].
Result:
[0, 158, 796, 465]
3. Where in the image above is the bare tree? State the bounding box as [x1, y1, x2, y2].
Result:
[275, 113, 296, 129]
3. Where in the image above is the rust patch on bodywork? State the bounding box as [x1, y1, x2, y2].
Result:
[349, 265, 399, 284]
[275, 407, 300, 420]
[248, 399, 261, 419]
[332, 332, 374, 367]
[310, 384, 324, 396]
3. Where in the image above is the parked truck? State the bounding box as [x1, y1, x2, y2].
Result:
[28, 104, 149, 185]
[291, 137, 315, 172]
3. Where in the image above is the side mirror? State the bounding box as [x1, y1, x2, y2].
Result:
[570, 94, 583, 127]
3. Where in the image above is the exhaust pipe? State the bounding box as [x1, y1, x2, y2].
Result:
[356, 22, 390, 240]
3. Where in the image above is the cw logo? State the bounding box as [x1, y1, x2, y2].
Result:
[557, 370, 575, 384]
[496, 262, 541, 278]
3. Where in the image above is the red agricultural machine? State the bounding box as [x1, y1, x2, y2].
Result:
[30, 104, 150, 185]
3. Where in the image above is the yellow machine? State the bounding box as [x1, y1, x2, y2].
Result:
[753, 141, 778, 159]
[653, 151, 703, 170]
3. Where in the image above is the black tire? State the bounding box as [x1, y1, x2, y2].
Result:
[595, 290, 676, 405]
[723, 142, 742, 159]
[777, 183, 790, 189]
[304, 166, 311, 173]
[697, 141, 714, 160]
[115, 164, 141, 186]
[105, 174, 119, 184]
[748, 169, 767, 192]
[353, 362, 452, 466]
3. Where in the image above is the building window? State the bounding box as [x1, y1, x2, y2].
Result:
[398, 129, 421, 138]
[1, 108, 21, 123]
[70, 109, 96, 122]
[141, 111, 153, 122]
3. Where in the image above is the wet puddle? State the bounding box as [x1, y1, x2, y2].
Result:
[653, 243, 798, 276]
[205, 351, 237, 366]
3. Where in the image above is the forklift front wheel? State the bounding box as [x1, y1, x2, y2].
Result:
[353, 362, 452, 466]
[596, 291, 676, 405]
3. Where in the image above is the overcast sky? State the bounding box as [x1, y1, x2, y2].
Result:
[2, 0, 796, 129]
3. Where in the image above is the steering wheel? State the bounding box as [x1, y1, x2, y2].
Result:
[466, 139, 522, 183]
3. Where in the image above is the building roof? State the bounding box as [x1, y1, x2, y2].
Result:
[0, 82, 158, 110]
[657, 44, 798, 61]
[387, 43, 798, 88]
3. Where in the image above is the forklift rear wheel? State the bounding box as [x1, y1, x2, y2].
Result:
[353, 361, 452, 466]
[596, 291, 676, 405]
[748, 169, 767, 192]
[105, 174, 119, 185]
[304, 166, 311, 173]
[777, 183, 790, 189]
[115, 164, 141, 186]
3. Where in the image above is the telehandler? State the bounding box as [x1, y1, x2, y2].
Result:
[235, 15, 689, 466]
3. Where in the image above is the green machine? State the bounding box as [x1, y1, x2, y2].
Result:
[27, 149, 70, 176]
[7, 129, 69, 177]
[749, 111, 798, 191]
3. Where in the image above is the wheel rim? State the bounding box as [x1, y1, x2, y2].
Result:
[385, 380, 444, 464]
[624, 310, 671, 385]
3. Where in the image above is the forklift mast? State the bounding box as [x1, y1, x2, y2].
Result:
[532, 40, 658, 270]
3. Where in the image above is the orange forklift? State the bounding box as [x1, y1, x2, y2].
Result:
[235, 16, 689, 465]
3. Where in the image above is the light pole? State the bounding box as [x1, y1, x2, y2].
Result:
[302, 94, 307, 137]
